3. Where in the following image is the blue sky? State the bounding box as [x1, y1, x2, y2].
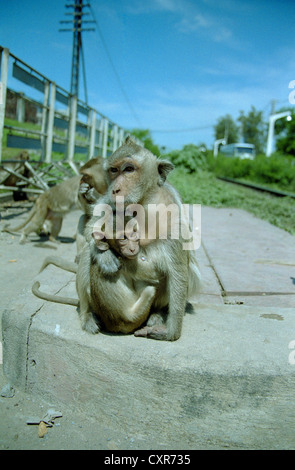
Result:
[1, 0, 294, 151]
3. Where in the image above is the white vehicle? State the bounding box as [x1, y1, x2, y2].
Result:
[219, 143, 255, 159]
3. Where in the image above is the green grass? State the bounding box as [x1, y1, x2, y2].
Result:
[211, 153, 295, 193]
[168, 168, 295, 235]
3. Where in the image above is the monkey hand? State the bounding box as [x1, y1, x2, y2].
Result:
[80, 183, 99, 204]
[134, 325, 168, 341]
[80, 182, 96, 200]
[79, 181, 90, 195]
[95, 250, 122, 276]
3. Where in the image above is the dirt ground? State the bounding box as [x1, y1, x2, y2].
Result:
[0, 363, 147, 450]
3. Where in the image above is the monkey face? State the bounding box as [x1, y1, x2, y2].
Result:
[115, 227, 140, 259]
[117, 238, 140, 259]
[105, 137, 174, 205]
[107, 160, 143, 203]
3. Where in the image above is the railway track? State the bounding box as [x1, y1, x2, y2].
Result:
[217, 176, 295, 199]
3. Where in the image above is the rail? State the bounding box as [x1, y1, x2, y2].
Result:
[217, 176, 295, 199]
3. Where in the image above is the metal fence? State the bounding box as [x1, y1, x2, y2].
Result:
[0, 46, 131, 170]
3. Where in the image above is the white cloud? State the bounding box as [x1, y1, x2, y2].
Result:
[129, 0, 236, 45]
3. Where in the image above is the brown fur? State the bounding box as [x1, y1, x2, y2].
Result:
[3, 157, 107, 245]
[3, 175, 81, 243]
[77, 137, 200, 341]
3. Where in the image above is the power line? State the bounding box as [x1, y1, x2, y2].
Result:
[89, 4, 142, 127]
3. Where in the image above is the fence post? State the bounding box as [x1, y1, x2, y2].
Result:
[41, 81, 49, 161]
[0, 47, 9, 162]
[112, 124, 118, 152]
[118, 128, 125, 146]
[68, 95, 77, 162]
[102, 118, 109, 158]
[89, 109, 96, 159]
[97, 118, 103, 155]
[45, 82, 56, 163]
[16, 92, 25, 123]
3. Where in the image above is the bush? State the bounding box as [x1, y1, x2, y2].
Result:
[214, 156, 252, 179]
[164, 144, 209, 173]
[212, 153, 295, 192]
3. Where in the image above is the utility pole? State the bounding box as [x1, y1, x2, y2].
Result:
[266, 111, 292, 157]
[59, 1, 95, 165]
[270, 99, 277, 115]
[59, 1, 95, 102]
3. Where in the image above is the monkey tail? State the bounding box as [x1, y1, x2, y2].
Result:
[2, 203, 37, 233]
[32, 281, 79, 307]
[40, 256, 77, 274]
[1, 223, 22, 236]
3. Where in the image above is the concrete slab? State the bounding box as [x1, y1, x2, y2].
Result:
[2, 276, 295, 449]
[193, 243, 224, 304]
[201, 207, 295, 306]
[2, 204, 295, 449]
[0, 208, 81, 339]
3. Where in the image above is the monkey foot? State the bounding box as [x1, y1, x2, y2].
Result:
[134, 325, 168, 340]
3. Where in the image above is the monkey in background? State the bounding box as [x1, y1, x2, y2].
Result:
[2, 157, 107, 244]
[75, 157, 108, 260]
[2, 175, 82, 243]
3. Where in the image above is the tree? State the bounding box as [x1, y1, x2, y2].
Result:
[214, 114, 239, 144]
[237, 106, 266, 154]
[130, 129, 162, 156]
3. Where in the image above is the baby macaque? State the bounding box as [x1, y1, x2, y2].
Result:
[91, 221, 141, 274]
[32, 220, 157, 335]
[77, 216, 160, 335]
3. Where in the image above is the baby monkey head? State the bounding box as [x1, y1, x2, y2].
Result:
[92, 222, 140, 260]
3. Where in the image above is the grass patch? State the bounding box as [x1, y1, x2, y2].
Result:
[168, 168, 295, 235]
[211, 153, 295, 193]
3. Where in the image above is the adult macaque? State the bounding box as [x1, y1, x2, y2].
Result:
[102, 136, 200, 340]
[76, 157, 108, 260]
[3, 157, 107, 245]
[3, 175, 81, 243]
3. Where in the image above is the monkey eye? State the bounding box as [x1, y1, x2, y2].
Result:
[110, 167, 118, 174]
[123, 165, 135, 173]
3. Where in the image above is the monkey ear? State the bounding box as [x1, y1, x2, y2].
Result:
[157, 159, 174, 185]
[124, 135, 136, 145]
